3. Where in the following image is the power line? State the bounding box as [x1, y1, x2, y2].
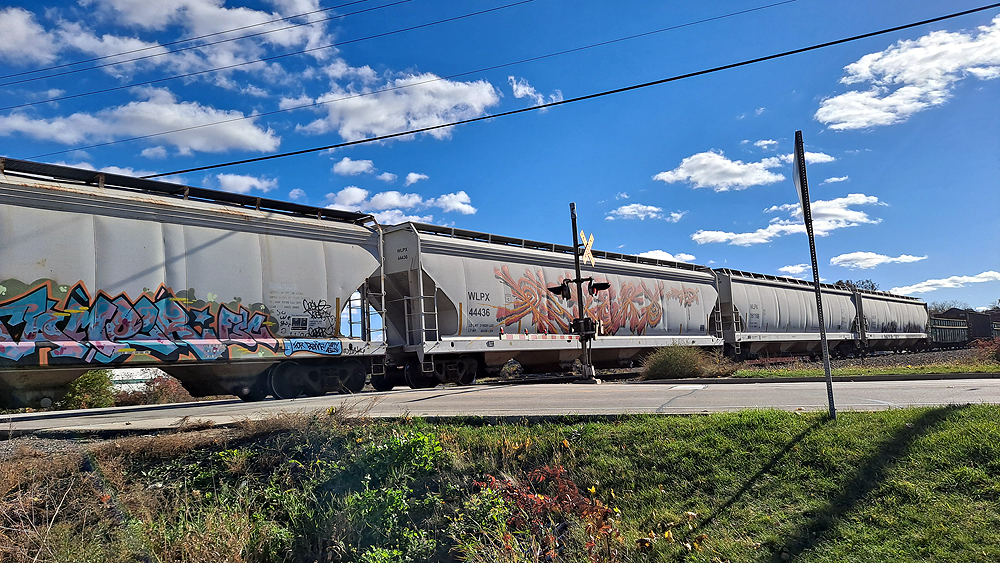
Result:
[29, 0, 799, 159]
[1, 0, 529, 110]
[0, 0, 416, 89]
[0, 0, 376, 81]
[142, 2, 1000, 179]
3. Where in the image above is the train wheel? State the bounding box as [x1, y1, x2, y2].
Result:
[238, 368, 271, 402]
[339, 361, 366, 394]
[457, 356, 477, 386]
[370, 374, 394, 391]
[405, 361, 436, 389]
[269, 362, 305, 399]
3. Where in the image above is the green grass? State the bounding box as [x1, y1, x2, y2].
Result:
[735, 361, 1000, 378]
[4, 406, 1000, 562]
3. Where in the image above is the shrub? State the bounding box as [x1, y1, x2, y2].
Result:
[640, 346, 737, 380]
[974, 337, 1000, 364]
[59, 369, 115, 409]
[144, 373, 195, 404]
[113, 372, 195, 406]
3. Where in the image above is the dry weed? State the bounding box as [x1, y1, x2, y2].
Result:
[90, 428, 232, 461]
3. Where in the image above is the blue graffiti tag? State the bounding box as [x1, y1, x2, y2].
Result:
[283, 339, 343, 356]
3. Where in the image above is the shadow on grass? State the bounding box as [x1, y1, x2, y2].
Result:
[689, 416, 831, 535]
[775, 405, 963, 561]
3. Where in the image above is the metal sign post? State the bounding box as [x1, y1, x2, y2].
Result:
[793, 130, 836, 420]
[548, 203, 610, 382]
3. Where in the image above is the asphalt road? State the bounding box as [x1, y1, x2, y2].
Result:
[4, 377, 999, 436]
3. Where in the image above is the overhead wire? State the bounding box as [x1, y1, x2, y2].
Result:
[139, 1, 1000, 179]
[1, 0, 530, 111]
[0, 0, 376, 81]
[0, 0, 418, 89]
[29, 0, 799, 159]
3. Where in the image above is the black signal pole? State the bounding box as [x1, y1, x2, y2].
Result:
[548, 203, 609, 381]
[570, 203, 596, 380]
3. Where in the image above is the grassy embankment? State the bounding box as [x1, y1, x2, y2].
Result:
[733, 361, 999, 378]
[3, 405, 1000, 562]
[638, 339, 1000, 380]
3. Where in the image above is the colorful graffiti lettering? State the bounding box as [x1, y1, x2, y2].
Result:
[494, 266, 573, 334]
[0, 280, 278, 366]
[284, 339, 343, 356]
[494, 267, 700, 336]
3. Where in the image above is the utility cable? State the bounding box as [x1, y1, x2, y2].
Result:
[0, 0, 416, 88]
[1, 0, 529, 110]
[29, 0, 799, 158]
[141, 1, 1000, 179]
[0, 0, 376, 81]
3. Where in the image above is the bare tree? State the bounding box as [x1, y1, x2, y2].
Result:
[927, 300, 972, 315]
[835, 279, 880, 292]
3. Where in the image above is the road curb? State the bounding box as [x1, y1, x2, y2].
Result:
[633, 372, 1000, 385]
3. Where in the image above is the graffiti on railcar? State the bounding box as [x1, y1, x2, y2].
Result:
[0, 279, 278, 365]
[493, 266, 701, 336]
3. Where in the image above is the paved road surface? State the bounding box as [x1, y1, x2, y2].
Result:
[4, 378, 999, 435]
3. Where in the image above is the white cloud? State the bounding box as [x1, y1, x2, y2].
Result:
[368, 209, 433, 225]
[0, 88, 280, 154]
[653, 150, 785, 191]
[288, 188, 306, 201]
[830, 252, 927, 269]
[140, 146, 167, 159]
[369, 191, 422, 210]
[332, 157, 375, 176]
[327, 186, 369, 209]
[777, 152, 836, 164]
[0, 8, 60, 65]
[692, 193, 884, 246]
[427, 191, 476, 215]
[606, 204, 685, 222]
[56, 21, 168, 76]
[891, 271, 1000, 295]
[300, 73, 500, 141]
[82, 0, 336, 79]
[816, 16, 1000, 130]
[241, 85, 269, 97]
[508, 76, 564, 107]
[606, 203, 664, 221]
[324, 186, 476, 221]
[755, 107, 765, 115]
[615, 192, 629, 200]
[822, 176, 849, 184]
[779, 264, 810, 275]
[215, 173, 277, 194]
[639, 250, 696, 263]
[754, 139, 778, 149]
[279, 94, 314, 110]
[376, 172, 397, 182]
[404, 172, 429, 186]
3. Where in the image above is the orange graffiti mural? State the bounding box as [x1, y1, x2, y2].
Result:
[494, 266, 700, 336]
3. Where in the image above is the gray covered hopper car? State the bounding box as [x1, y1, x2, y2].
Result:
[714, 269, 928, 358]
[369, 222, 722, 389]
[0, 159, 384, 408]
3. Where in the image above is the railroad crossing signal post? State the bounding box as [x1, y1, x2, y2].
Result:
[548, 203, 610, 382]
[793, 130, 837, 420]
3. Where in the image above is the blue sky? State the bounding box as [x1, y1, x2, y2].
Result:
[1, 0, 998, 308]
